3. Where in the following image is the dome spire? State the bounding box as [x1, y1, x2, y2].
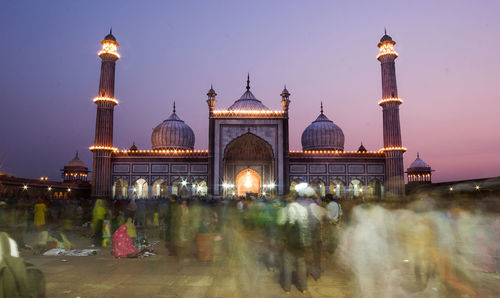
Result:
[281, 85, 290, 98]
[417, 152, 420, 158]
[207, 84, 216, 96]
[357, 142, 367, 152]
[173, 101, 176, 113]
[75, 151, 79, 159]
[246, 73, 250, 91]
[320, 101, 324, 114]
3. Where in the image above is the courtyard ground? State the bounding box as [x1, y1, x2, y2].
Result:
[21, 229, 500, 298]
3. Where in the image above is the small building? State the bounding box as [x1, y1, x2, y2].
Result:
[0, 153, 90, 200]
[406, 153, 433, 185]
[61, 152, 89, 182]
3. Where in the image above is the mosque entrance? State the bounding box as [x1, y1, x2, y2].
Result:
[235, 169, 261, 196]
[223, 133, 274, 197]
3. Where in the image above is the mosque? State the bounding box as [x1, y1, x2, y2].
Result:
[89, 30, 430, 200]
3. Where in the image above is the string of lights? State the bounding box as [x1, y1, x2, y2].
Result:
[89, 146, 118, 152]
[380, 147, 407, 152]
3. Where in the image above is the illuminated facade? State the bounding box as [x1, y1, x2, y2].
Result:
[91, 31, 409, 200]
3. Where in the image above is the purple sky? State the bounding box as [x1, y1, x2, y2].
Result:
[1, 0, 499, 183]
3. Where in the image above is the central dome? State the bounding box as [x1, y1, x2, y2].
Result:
[227, 74, 270, 111]
[301, 103, 344, 151]
[151, 104, 195, 150]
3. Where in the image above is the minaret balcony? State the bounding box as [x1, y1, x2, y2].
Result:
[89, 146, 118, 152]
[93, 97, 119, 106]
[378, 97, 403, 106]
[377, 43, 398, 59]
[380, 146, 407, 153]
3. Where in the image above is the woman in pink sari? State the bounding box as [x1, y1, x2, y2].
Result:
[112, 225, 138, 258]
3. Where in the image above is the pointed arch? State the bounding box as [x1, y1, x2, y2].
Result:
[224, 132, 274, 162]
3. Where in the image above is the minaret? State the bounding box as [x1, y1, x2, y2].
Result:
[90, 29, 120, 198]
[377, 31, 406, 198]
[206, 84, 217, 113]
[280, 85, 290, 114]
[206, 85, 217, 195]
[281, 85, 291, 194]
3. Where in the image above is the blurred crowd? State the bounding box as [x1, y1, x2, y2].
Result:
[0, 195, 499, 296]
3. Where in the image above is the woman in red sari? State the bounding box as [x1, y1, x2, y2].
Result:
[112, 225, 138, 258]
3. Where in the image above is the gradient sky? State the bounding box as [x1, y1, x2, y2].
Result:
[1, 0, 499, 183]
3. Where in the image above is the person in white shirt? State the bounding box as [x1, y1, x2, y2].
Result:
[277, 196, 309, 294]
[326, 197, 343, 254]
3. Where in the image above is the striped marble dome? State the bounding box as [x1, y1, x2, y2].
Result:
[228, 90, 270, 111]
[151, 104, 195, 150]
[301, 104, 344, 151]
[228, 74, 270, 111]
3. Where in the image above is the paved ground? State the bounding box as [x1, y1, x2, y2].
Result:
[21, 230, 500, 298]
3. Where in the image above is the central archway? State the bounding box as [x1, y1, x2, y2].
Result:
[235, 169, 261, 196]
[223, 133, 274, 197]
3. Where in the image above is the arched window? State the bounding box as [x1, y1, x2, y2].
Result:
[329, 179, 346, 199]
[152, 179, 168, 198]
[113, 178, 129, 199]
[133, 178, 148, 199]
[309, 179, 326, 198]
[192, 180, 207, 196]
[367, 179, 382, 200]
[348, 179, 363, 199]
[172, 178, 189, 198]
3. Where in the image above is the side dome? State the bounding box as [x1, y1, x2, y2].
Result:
[301, 103, 344, 151]
[151, 104, 195, 150]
